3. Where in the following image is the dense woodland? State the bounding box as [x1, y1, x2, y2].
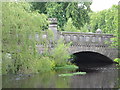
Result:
[2, 2, 120, 74]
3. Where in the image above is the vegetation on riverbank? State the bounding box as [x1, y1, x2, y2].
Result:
[54, 64, 78, 70]
[2, 2, 47, 74]
[59, 72, 86, 77]
[2, 2, 73, 74]
[114, 58, 120, 65]
[2, 2, 119, 75]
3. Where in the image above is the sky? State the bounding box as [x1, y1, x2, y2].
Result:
[90, 0, 119, 12]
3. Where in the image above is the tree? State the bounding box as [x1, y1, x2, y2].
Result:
[30, 2, 92, 30]
[89, 5, 119, 57]
[30, 2, 47, 14]
[2, 2, 48, 74]
[65, 2, 91, 29]
[45, 2, 66, 30]
[89, 5, 118, 34]
[63, 18, 78, 32]
[2, 2, 72, 74]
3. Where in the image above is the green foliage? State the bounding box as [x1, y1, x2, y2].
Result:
[54, 65, 78, 70]
[45, 2, 66, 30]
[30, 2, 47, 14]
[80, 23, 90, 32]
[28, 57, 55, 73]
[90, 5, 118, 33]
[2, 53, 14, 74]
[63, 18, 78, 32]
[50, 39, 70, 67]
[65, 2, 91, 29]
[2, 2, 72, 74]
[46, 29, 54, 41]
[59, 72, 86, 77]
[38, 29, 54, 47]
[2, 2, 49, 74]
[89, 5, 119, 48]
[110, 5, 120, 48]
[31, 2, 92, 30]
[114, 58, 120, 65]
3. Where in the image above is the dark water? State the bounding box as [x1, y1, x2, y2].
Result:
[2, 63, 120, 88]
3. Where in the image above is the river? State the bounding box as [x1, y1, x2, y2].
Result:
[2, 63, 120, 88]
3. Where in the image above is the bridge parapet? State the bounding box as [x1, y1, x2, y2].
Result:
[58, 31, 114, 46]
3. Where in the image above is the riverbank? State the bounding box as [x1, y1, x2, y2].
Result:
[2, 63, 119, 88]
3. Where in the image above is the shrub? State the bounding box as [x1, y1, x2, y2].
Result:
[114, 58, 120, 65]
[28, 57, 55, 73]
[51, 39, 70, 67]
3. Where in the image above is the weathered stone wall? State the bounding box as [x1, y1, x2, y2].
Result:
[58, 32, 114, 44]
[58, 32, 118, 60]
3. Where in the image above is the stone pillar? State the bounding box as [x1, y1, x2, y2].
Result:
[48, 18, 58, 41]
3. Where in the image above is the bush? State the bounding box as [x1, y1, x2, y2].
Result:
[114, 58, 120, 65]
[51, 39, 70, 67]
[27, 57, 55, 74]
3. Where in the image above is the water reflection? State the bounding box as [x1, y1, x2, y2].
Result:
[2, 64, 119, 88]
[72, 64, 118, 88]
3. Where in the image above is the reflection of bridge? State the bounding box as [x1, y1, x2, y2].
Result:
[38, 18, 118, 60]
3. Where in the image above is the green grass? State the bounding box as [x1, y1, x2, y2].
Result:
[54, 65, 79, 70]
[59, 72, 86, 77]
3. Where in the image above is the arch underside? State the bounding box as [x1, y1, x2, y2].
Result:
[73, 51, 113, 64]
[69, 46, 118, 60]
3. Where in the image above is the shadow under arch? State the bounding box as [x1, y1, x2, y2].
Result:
[71, 51, 115, 72]
[71, 51, 114, 66]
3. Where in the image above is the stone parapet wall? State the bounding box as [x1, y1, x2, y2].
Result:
[58, 31, 114, 46]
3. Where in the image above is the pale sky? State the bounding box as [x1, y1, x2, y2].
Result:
[90, 0, 119, 12]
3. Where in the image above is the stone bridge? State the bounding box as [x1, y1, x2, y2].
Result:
[58, 31, 118, 60]
[37, 18, 118, 61]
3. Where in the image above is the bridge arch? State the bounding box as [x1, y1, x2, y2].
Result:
[68, 44, 118, 60]
[37, 18, 118, 62]
[72, 51, 114, 65]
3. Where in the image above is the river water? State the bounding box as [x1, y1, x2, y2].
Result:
[2, 63, 120, 88]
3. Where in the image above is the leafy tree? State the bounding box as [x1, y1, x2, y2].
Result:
[30, 2, 47, 14]
[2, 2, 72, 74]
[89, 5, 119, 58]
[90, 5, 118, 34]
[63, 18, 78, 32]
[45, 2, 66, 30]
[2, 2, 49, 74]
[80, 23, 90, 32]
[30, 2, 92, 30]
[50, 39, 70, 66]
[65, 2, 91, 29]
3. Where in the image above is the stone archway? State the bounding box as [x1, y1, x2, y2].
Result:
[72, 51, 114, 64]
